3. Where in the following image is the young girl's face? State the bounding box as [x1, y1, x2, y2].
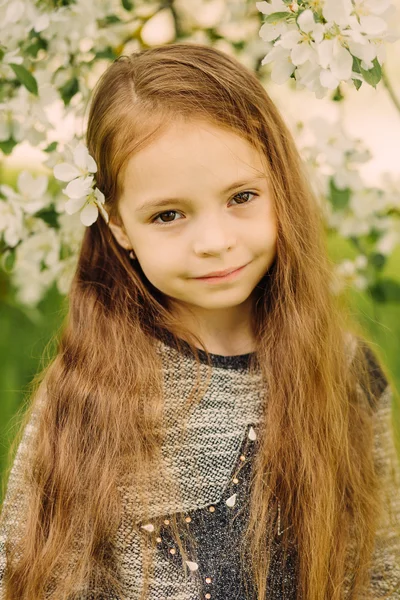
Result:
[110, 119, 277, 333]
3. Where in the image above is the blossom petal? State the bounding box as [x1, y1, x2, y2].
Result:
[97, 203, 109, 223]
[54, 162, 81, 182]
[312, 24, 325, 44]
[347, 40, 377, 66]
[18, 171, 48, 198]
[72, 142, 97, 173]
[317, 39, 333, 69]
[5, 1, 25, 24]
[64, 175, 94, 199]
[17, 171, 34, 193]
[277, 30, 301, 49]
[331, 40, 353, 81]
[94, 189, 109, 223]
[34, 13, 50, 33]
[259, 22, 288, 42]
[322, 0, 352, 26]
[291, 43, 314, 66]
[256, 0, 287, 15]
[65, 196, 87, 215]
[256, 0, 272, 14]
[94, 187, 105, 205]
[365, 0, 392, 15]
[359, 15, 387, 36]
[271, 60, 296, 84]
[297, 9, 315, 33]
[0, 184, 18, 200]
[319, 68, 340, 89]
[80, 203, 99, 226]
[86, 154, 97, 173]
[73, 142, 90, 171]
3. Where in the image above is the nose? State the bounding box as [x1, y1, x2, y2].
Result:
[192, 215, 236, 256]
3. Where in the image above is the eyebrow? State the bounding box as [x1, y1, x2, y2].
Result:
[135, 176, 267, 214]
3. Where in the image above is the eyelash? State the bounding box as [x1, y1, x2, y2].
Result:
[150, 191, 258, 226]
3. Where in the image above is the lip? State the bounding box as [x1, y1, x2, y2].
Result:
[194, 263, 248, 282]
[196, 265, 245, 278]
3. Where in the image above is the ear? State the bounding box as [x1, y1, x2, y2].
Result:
[109, 216, 132, 251]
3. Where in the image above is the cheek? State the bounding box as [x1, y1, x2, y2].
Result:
[249, 213, 277, 249]
[136, 246, 181, 285]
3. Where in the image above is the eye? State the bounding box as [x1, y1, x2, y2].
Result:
[150, 191, 258, 226]
[151, 210, 181, 225]
[230, 191, 257, 205]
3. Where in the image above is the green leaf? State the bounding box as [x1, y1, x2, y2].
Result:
[365, 228, 380, 244]
[94, 47, 118, 60]
[265, 11, 291, 23]
[26, 36, 48, 58]
[0, 248, 16, 273]
[122, 0, 133, 9]
[353, 78, 362, 90]
[34, 208, 60, 229]
[0, 47, 5, 61]
[104, 14, 122, 24]
[360, 58, 382, 88]
[370, 253, 386, 271]
[352, 56, 362, 74]
[9, 63, 38, 95]
[370, 279, 400, 303]
[59, 76, 79, 106]
[329, 179, 350, 210]
[0, 138, 18, 155]
[44, 141, 58, 153]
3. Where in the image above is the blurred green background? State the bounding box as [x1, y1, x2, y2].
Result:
[1, 167, 400, 504]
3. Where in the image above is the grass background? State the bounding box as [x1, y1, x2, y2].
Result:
[1, 167, 399, 504]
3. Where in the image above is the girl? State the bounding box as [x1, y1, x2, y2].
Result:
[0, 43, 399, 600]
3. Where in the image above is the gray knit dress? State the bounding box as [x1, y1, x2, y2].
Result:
[1, 333, 399, 599]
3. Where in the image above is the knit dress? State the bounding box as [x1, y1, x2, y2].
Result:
[0, 333, 399, 599]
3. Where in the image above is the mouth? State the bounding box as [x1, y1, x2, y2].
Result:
[194, 263, 248, 283]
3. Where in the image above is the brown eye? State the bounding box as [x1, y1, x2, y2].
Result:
[152, 210, 181, 224]
[231, 191, 257, 205]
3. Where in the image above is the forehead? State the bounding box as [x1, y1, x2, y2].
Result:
[120, 120, 268, 195]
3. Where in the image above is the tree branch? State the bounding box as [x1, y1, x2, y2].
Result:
[381, 65, 400, 116]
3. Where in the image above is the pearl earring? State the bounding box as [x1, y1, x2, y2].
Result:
[129, 250, 135, 260]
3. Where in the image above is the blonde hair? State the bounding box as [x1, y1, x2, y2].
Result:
[1, 43, 396, 600]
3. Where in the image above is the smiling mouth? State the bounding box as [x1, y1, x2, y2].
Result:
[196, 265, 244, 278]
[194, 263, 248, 282]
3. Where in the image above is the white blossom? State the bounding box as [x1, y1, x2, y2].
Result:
[276, 10, 324, 67]
[53, 142, 108, 226]
[332, 255, 369, 294]
[0, 199, 24, 247]
[376, 220, 400, 255]
[53, 142, 97, 182]
[5, 74, 59, 146]
[258, 0, 294, 43]
[261, 45, 296, 83]
[0, 48, 24, 78]
[317, 38, 353, 89]
[0, 104, 25, 142]
[0, 171, 49, 215]
[11, 222, 61, 304]
[258, 0, 398, 95]
[55, 254, 79, 296]
[350, 188, 387, 218]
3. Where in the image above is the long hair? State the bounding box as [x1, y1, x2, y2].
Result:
[1, 43, 397, 600]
